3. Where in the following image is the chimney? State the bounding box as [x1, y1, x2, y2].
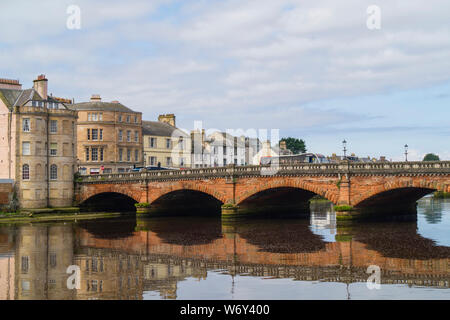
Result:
[33, 74, 48, 99]
[90, 94, 101, 102]
[158, 114, 176, 127]
[0, 78, 22, 90]
[111, 100, 120, 103]
[279, 140, 287, 150]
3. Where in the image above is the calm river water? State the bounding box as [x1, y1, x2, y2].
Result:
[0, 198, 449, 300]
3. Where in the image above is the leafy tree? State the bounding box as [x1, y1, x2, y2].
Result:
[423, 153, 440, 161]
[280, 137, 306, 154]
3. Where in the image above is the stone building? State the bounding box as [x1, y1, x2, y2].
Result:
[71, 96, 143, 174]
[245, 137, 262, 165]
[190, 129, 211, 168]
[142, 114, 191, 168]
[206, 132, 246, 167]
[0, 75, 77, 209]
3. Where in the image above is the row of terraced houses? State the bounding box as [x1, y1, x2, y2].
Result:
[0, 75, 282, 209]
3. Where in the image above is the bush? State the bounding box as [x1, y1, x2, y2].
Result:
[423, 153, 440, 161]
[135, 203, 151, 208]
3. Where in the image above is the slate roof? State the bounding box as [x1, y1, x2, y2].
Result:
[70, 101, 139, 113]
[142, 120, 189, 137]
[0, 88, 44, 109]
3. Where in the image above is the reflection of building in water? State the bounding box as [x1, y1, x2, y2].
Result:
[0, 217, 449, 300]
[73, 248, 144, 300]
[310, 201, 336, 234]
[143, 256, 207, 299]
[418, 198, 443, 224]
[0, 229, 14, 300]
[310, 211, 336, 233]
[15, 225, 74, 300]
[0, 254, 14, 300]
[72, 248, 207, 300]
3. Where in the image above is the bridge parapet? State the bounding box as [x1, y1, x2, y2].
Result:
[76, 161, 450, 184]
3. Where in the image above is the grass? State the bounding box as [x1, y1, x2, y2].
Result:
[334, 205, 354, 212]
[0, 211, 123, 224]
[222, 203, 238, 208]
[434, 191, 450, 199]
[135, 203, 151, 208]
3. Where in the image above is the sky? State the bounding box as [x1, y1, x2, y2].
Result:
[1, 0, 449, 161]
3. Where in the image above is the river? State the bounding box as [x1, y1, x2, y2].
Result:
[0, 198, 449, 300]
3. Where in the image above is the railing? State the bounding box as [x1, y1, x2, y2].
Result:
[76, 161, 450, 183]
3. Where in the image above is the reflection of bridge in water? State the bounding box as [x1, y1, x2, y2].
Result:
[0, 216, 449, 300]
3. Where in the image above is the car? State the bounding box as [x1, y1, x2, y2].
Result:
[145, 166, 174, 171]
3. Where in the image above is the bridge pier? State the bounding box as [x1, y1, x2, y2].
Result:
[335, 202, 419, 221]
[221, 202, 312, 220]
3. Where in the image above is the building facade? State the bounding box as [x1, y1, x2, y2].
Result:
[72, 96, 143, 174]
[190, 129, 212, 168]
[0, 75, 77, 209]
[206, 132, 246, 167]
[142, 114, 191, 168]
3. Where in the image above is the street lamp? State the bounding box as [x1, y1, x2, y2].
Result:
[342, 140, 347, 159]
[404, 144, 408, 162]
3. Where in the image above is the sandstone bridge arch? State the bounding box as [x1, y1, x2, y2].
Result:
[350, 176, 450, 209]
[75, 162, 450, 218]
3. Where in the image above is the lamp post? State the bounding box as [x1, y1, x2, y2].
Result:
[404, 144, 408, 162]
[342, 140, 347, 160]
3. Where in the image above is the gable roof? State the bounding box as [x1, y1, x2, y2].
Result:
[0, 88, 44, 109]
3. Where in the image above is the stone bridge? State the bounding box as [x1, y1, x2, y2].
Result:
[75, 161, 450, 218]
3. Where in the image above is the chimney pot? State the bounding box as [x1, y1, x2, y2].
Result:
[158, 114, 176, 126]
[90, 94, 101, 102]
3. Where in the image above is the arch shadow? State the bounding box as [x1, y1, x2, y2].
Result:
[76, 217, 137, 240]
[150, 189, 223, 216]
[237, 187, 319, 217]
[355, 187, 436, 209]
[349, 221, 450, 260]
[232, 219, 327, 253]
[137, 217, 223, 246]
[80, 192, 138, 212]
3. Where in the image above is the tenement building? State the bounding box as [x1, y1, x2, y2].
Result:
[72, 95, 143, 174]
[0, 75, 77, 209]
[142, 114, 191, 168]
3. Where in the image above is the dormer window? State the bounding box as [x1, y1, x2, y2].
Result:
[54, 102, 59, 109]
[32, 101, 37, 107]
[38, 101, 43, 107]
[48, 102, 53, 109]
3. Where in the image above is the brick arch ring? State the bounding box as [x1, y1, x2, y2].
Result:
[148, 183, 228, 204]
[235, 179, 339, 205]
[351, 178, 449, 207]
[79, 184, 143, 204]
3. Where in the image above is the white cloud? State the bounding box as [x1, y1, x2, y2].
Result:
[1, 0, 449, 159]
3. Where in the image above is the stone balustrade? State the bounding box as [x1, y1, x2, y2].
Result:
[77, 161, 450, 184]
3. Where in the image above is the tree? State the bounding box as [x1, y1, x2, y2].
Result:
[280, 137, 306, 154]
[423, 153, 440, 161]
